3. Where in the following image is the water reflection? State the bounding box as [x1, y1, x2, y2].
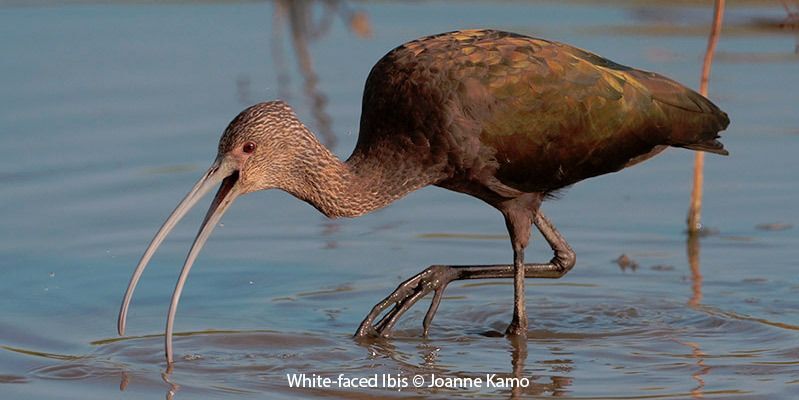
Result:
[270, 0, 372, 250]
[509, 336, 526, 399]
[679, 1, 723, 392]
[119, 370, 129, 391]
[162, 365, 179, 400]
[321, 221, 341, 250]
[116, 352, 177, 398]
[687, 235, 703, 308]
[781, 0, 799, 52]
[673, 338, 709, 399]
[351, 334, 575, 398]
[621, 2, 799, 55]
[3, 1, 799, 399]
[781, 0, 799, 21]
[270, 0, 372, 150]
[507, 337, 574, 398]
[682, 235, 707, 399]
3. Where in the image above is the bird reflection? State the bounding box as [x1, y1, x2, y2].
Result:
[509, 335, 527, 399]
[119, 370, 129, 391]
[506, 337, 573, 398]
[162, 364, 179, 400]
[353, 334, 573, 397]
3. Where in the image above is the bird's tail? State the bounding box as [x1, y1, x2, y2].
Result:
[661, 90, 730, 156]
[629, 69, 730, 156]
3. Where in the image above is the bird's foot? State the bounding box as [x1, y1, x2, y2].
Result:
[355, 265, 459, 338]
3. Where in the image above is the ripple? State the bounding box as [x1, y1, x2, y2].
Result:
[30, 360, 123, 381]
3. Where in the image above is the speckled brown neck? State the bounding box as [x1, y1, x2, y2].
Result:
[282, 134, 439, 218]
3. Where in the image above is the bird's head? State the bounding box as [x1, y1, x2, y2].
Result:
[215, 100, 315, 195]
[117, 101, 315, 344]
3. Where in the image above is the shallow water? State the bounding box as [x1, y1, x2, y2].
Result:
[1, 1, 798, 399]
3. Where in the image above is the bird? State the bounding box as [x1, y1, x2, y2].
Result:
[117, 29, 729, 364]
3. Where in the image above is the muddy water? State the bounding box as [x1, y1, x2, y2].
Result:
[1, 1, 798, 399]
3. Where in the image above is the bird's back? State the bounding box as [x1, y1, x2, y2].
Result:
[351, 29, 729, 198]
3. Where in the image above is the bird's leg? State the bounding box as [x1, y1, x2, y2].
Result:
[505, 207, 532, 337]
[506, 250, 528, 335]
[355, 212, 575, 338]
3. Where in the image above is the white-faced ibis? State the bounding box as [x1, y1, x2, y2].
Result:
[118, 29, 729, 364]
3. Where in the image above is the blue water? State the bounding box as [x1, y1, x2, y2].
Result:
[1, 1, 798, 398]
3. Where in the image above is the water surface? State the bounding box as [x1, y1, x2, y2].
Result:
[1, 1, 798, 398]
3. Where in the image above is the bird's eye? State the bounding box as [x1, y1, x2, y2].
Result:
[242, 142, 256, 154]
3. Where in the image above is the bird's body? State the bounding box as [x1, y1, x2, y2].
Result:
[118, 29, 729, 364]
[351, 29, 727, 205]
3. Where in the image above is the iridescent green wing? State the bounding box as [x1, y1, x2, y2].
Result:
[440, 32, 726, 189]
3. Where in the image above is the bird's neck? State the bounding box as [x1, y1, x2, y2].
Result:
[286, 136, 437, 218]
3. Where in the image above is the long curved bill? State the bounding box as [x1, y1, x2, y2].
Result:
[117, 160, 237, 338]
[164, 170, 241, 364]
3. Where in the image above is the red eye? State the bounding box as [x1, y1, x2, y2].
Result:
[242, 142, 256, 154]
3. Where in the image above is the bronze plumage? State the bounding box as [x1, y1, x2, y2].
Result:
[117, 29, 729, 364]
